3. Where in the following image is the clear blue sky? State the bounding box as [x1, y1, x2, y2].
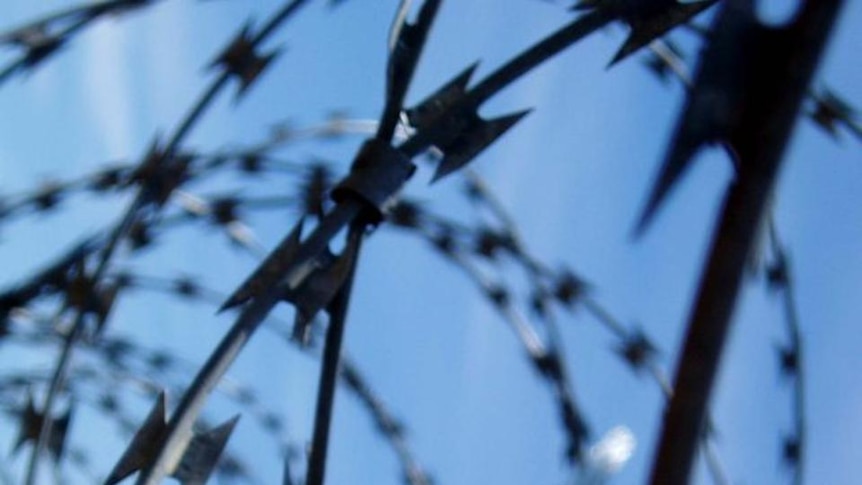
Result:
[1, 1, 860, 484]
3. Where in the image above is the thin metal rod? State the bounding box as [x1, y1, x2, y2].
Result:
[22, 311, 82, 485]
[306, 224, 364, 485]
[468, 9, 612, 107]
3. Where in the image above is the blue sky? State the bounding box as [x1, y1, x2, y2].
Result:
[1, 1, 860, 484]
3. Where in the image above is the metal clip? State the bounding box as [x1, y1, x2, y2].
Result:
[331, 139, 416, 223]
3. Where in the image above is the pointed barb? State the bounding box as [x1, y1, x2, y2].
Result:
[284, 232, 361, 340]
[810, 88, 858, 140]
[633, 2, 745, 236]
[633, 135, 703, 236]
[107, 394, 237, 485]
[617, 330, 658, 372]
[211, 24, 281, 99]
[431, 109, 531, 183]
[782, 435, 801, 467]
[609, 1, 716, 66]
[219, 218, 304, 312]
[13, 394, 40, 455]
[173, 416, 240, 485]
[14, 394, 73, 462]
[51, 406, 73, 462]
[778, 346, 799, 377]
[405, 62, 479, 129]
[12, 25, 66, 69]
[236, 50, 280, 98]
[130, 138, 192, 207]
[0, 235, 99, 311]
[30, 182, 65, 212]
[105, 392, 168, 484]
[93, 283, 120, 334]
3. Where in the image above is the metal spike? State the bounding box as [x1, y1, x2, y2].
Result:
[128, 220, 155, 250]
[617, 331, 658, 372]
[560, 399, 589, 462]
[634, 126, 708, 234]
[553, 270, 589, 305]
[64, 261, 93, 309]
[10, 24, 66, 68]
[5, 24, 50, 49]
[14, 394, 73, 462]
[339, 364, 366, 394]
[405, 63, 478, 129]
[50, 406, 72, 462]
[782, 435, 801, 467]
[172, 416, 240, 485]
[0, 235, 98, 314]
[211, 197, 240, 226]
[101, 337, 135, 368]
[284, 230, 362, 343]
[766, 255, 789, 289]
[474, 228, 515, 259]
[89, 166, 127, 192]
[609, 0, 716, 66]
[14, 395, 41, 455]
[530, 289, 550, 317]
[219, 218, 304, 311]
[30, 182, 65, 211]
[534, 351, 564, 381]
[146, 351, 174, 372]
[106, 393, 239, 485]
[129, 138, 192, 207]
[105, 392, 168, 484]
[431, 109, 531, 183]
[98, 393, 120, 413]
[386, 0, 442, 109]
[173, 276, 200, 299]
[810, 88, 859, 139]
[210, 24, 281, 99]
[778, 346, 799, 377]
[63, 261, 119, 333]
[634, 0, 754, 235]
[387, 199, 423, 228]
[93, 283, 120, 333]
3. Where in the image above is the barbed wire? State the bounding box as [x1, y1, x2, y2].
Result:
[3, 1, 317, 483]
[764, 218, 807, 485]
[0, 0, 854, 483]
[0, 0, 162, 86]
